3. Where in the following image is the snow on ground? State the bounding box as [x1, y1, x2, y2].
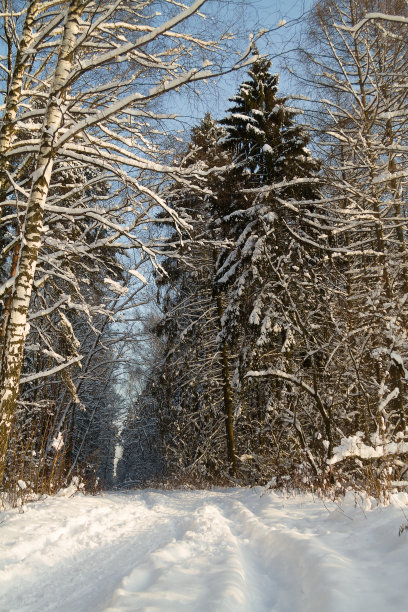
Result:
[0, 488, 407, 612]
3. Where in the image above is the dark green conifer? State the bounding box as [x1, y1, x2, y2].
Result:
[214, 57, 326, 479]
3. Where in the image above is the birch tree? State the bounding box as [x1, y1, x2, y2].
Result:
[0, 0, 256, 487]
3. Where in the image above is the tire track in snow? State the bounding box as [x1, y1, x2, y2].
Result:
[104, 503, 249, 612]
[220, 493, 408, 612]
[220, 499, 339, 612]
[104, 491, 328, 612]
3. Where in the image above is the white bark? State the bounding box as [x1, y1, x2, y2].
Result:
[0, 0, 66, 199]
[0, 0, 85, 484]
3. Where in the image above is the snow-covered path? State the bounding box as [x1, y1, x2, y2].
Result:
[1, 488, 407, 612]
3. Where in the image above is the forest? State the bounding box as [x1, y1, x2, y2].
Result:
[1, 0, 408, 505]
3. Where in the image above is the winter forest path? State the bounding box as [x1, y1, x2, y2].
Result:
[0, 489, 407, 612]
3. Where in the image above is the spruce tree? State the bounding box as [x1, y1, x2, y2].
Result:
[214, 57, 329, 480]
[216, 55, 321, 365]
[219, 55, 319, 195]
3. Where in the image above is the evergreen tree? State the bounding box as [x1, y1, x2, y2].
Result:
[216, 56, 321, 365]
[215, 57, 329, 480]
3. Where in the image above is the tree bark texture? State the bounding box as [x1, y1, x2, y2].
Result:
[0, 0, 85, 486]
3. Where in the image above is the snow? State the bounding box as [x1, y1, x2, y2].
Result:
[104, 277, 128, 296]
[378, 387, 400, 412]
[51, 432, 64, 452]
[19, 355, 83, 385]
[328, 432, 408, 464]
[346, 12, 408, 33]
[129, 269, 148, 285]
[0, 488, 407, 612]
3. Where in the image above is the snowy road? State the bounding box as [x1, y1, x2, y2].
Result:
[0, 488, 407, 612]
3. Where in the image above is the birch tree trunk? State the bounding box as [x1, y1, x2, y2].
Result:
[0, 0, 40, 200]
[0, 0, 85, 485]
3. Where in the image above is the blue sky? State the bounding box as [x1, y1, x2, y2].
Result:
[177, 0, 315, 123]
[0, 1, 315, 128]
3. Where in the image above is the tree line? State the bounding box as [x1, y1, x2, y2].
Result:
[1, 0, 408, 501]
